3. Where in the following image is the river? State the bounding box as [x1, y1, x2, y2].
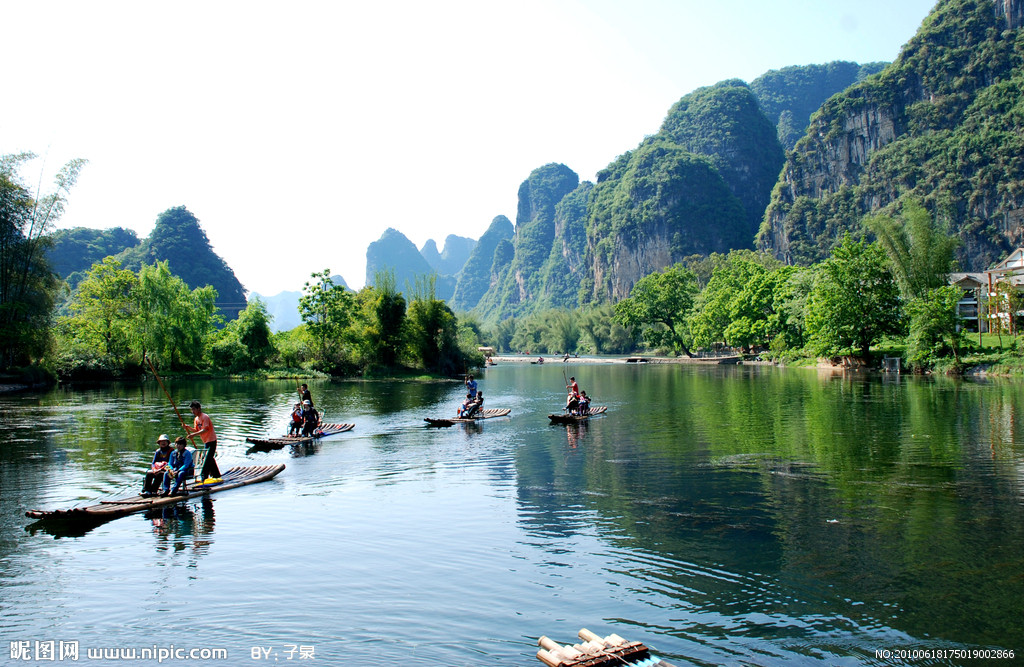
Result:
[1, 362, 1022, 665]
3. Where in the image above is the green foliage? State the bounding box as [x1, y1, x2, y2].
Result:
[805, 236, 903, 358]
[405, 276, 465, 375]
[614, 264, 698, 356]
[760, 0, 1024, 270]
[211, 297, 275, 372]
[270, 326, 311, 369]
[863, 200, 960, 300]
[0, 153, 85, 369]
[659, 80, 785, 237]
[905, 285, 967, 370]
[577, 303, 636, 354]
[64, 257, 139, 365]
[450, 216, 513, 312]
[750, 61, 889, 149]
[136, 261, 219, 370]
[117, 206, 247, 321]
[355, 270, 407, 370]
[298, 269, 355, 372]
[46, 226, 140, 288]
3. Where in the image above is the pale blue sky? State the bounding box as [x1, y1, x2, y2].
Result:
[2, 0, 936, 295]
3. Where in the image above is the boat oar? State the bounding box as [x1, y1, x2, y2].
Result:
[144, 355, 196, 445]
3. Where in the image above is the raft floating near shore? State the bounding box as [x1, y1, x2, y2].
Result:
[536, 629, 676, 667]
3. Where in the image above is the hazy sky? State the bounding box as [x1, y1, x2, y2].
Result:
[4, 0, 937, 295]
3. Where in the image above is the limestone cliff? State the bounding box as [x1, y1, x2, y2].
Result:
[759, 0, 1024, 269]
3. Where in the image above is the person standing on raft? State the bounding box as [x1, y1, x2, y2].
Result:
[185, 400, 221, 482]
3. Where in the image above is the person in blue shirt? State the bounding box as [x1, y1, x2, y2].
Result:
[163, 436, 194, 496]
[465, 374, 478, 399]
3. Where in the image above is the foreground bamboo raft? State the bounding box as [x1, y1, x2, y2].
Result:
[536, 629, 676, 667]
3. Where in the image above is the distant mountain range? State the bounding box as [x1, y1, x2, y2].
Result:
[47, 0, 1024, 332]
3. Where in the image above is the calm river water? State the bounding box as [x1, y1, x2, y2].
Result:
[1, 362, 1023, 665]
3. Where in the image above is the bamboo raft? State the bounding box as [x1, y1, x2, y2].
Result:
[424, 408, 512, 427]
[536, 629, 676, 667]
[25, 464, 286, 523]
[548, 406, 608, 423]
[245, 422, 354, 449]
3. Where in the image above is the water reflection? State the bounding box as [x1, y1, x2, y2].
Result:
[147, 497, 216, 563]
[4, 366, 1024, 662]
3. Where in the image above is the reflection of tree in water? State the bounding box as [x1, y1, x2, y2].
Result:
[147, 498, 216, 563]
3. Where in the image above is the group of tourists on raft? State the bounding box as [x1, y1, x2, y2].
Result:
[564, 376, 591, 415]
[141, 400, 222, 497]
[457, 374, 484, 418]
[288, 383, 322, 437]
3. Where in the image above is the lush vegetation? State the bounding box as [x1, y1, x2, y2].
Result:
[0, 154, 86, 371]
[749, 61, 888, 149]
[759, 0, 1024, 271]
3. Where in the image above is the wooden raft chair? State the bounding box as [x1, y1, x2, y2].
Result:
[535, 629, 676, 667]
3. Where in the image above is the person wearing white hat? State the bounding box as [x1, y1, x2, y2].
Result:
[141, 434, 173, 497]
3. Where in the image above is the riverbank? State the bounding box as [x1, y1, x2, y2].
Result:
[488, 354, 742, 365]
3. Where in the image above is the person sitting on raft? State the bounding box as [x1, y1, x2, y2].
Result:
[163, 436, 194, 496]
[457, 393, 474, 418]
[301, 400, 321, 437]
[142, 434, 173, 497]
[578, 391, 591, 415]
[288, 402, 304, 436]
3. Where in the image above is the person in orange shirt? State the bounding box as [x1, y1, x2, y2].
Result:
[186, 400, 221, 481]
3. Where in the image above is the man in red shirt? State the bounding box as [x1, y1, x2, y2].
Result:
[186, 400, 221, 482]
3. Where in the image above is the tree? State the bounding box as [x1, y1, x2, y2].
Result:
[406, 276, 463, 374]
[211, 297, 275, 372]
[357, 270, 406, 369]
[805, 235, 903, 359]
[299, 269, 355, 370]
[905, 286, 966, 370]
[0, 153, 85, 368]
[64, 257, 139, 366]
[135, 261, 219, 370]
[863, 200, 959, 301]
[614, 264, 698, 356]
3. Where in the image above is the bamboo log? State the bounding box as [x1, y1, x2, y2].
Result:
[538, 637, 560, 652]
[536, 649, 561, 667]
[606, 634, 626, 647]
[578, 629, 603, 644]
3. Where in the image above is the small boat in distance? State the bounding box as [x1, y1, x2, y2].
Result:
[548, 406, 608, 424]
[25, 464, 286, 525]
[424, 408, 512, 427]
[245, 422, 354, 450]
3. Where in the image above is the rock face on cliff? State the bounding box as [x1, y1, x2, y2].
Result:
[758, 0, 1024, 270]
[474, 164, 580, 319]
[450, 216, 513, 312]
[750, 61, 889, 149]
[580, 80, 781, 303]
